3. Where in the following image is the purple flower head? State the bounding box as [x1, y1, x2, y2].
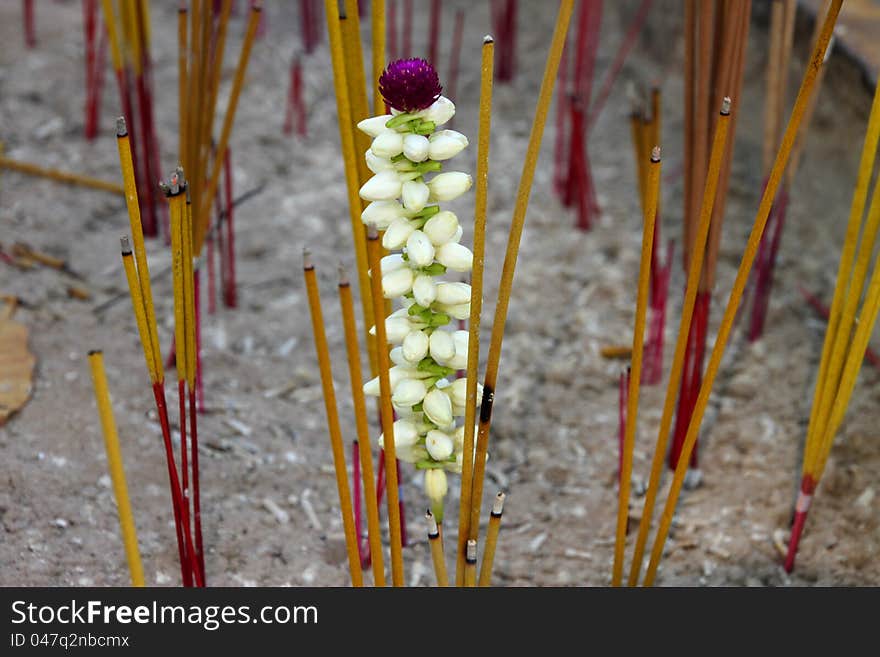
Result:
[379, 58, 442, 113]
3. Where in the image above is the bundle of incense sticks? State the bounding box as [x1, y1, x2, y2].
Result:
[491, 0, 517, 82]
[747, 0, 834, 341]
[101, 0, 164, 238]
[554, 0, 601, 231]
[283, 55, 307, 137]
[617, 0, 841, 586]
[785, 74, 880, 573]
[667, 0, 751, 480]
[113, 120, 203, 587]
[83, 0, 109, 141]
[311, 0, 574, 586]
[299, 0, 323, 54]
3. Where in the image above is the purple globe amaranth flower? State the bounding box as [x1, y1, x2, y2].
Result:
[379, 58, 442, 113]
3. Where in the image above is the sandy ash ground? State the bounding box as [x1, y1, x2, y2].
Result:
[0, 0, 878, 587]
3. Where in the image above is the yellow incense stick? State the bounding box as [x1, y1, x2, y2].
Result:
[101, 0, 123, 75]
[115, 117, 164, 383]
[0, 157, 123, 195]
[371, 0, 386, 116]
[611, 146, 660, 587]
[338, 267, 386, 586]
[478, 492, 505, 587]
[456, 34, 494, 586]
[303, 252, 364, 587]
[642, 0, 842, 586]
[468, 0, 574, 559]
[628, 99, 732, 587]
[365, 228, 405, 586]
[324, 0, 376, 377]
[341, 0, 373, 191]
[426, 511, 449, 587]
[88, 350, 145, 587]
[120, 238, 157, 383]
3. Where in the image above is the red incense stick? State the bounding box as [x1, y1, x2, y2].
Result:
[24, 0, 36, 48]
[402, 0, 413, 59]
[428, 0, 441, 64]
[223, 149, 237, 308]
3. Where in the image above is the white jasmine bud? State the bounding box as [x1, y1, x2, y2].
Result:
[362, 200, 405, 230]
[449, 377, 483, 409]
[380, 252, 406, 274]
[435, 242, 473, 271]
[428, 130, 469, 160]
[362, 365, 421, 396]
[382, 217, 416, 250]
[423, 388, 453, 427]
[448, 330, 470, 369]
[382, 267, 414, 298]
[360, 170, 403, 202]
[423, 210, 460, 246]
[420, 96, 456, 127]
[451, 224, 464, 243]
[384, 316, 412, 343]
[429, 329, 455, 363]
[403, 133, 430, 162]
[412, 274, 437, 307]
[406, 230, 435, 267]
[401, 180, 430, 212]
[357, 114, 394, 137]
[425, 430, 454, 461]
[396, 444, 429, 464]
[437, 302, 470, 320]
[366, 149, 395, 174]
[392, 377, 428, 407]
[371, 130, 405, 158]
[424, 468, 448, 505]
[378, 418, 420, 450]
[402, 329, 429, 364]
[427, 171, 473, 201]
[390, 346, 407, 366]
[436, 282, 471, 305]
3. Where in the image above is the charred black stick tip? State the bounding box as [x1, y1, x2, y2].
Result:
[720, 96, 732, 115]
[483, 34, 494, 44]
[120, 235, 133, 256]
[303, 248, 314, 271]
[115, 116, 128, 138]
[479, 385, 494, 423]
[87, 349, 102, 356]
[651, 146, 661, 163]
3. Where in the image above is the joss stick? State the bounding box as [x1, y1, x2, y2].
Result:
[371, 0, 386, 116]
[365, 228, 405, 586]
[611, 146, 659, 587]
[426, 510, 448, 587]
[338, 267, 386, 586]
[468, 2, 574, 560]
[477, 492, 505, 587]
[87, 349, 145, 587]
[302, 252, 364, 587]
[0, 156, 123, 195]
[455, 35, 494, 586]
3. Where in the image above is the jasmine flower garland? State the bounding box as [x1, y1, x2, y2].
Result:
[358, 58, 480, 520]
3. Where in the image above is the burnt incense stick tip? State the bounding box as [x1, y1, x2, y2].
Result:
[302, 248, 314, 271]
[466, 539, 478, 564]
[426, 509, 440, 538]
[159, 169, 185, 197]
[115, 116, 128, 138]
[480, 384, 495, 424]
[87, 349, 102, 356]
[483, 34, 494, 44]
[721, 96, 732, 115]
[491, 492, 506, 517]
[338, 263, 350, 287]
[120, 235, 133, 255]
[651, 146, 661, 163]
